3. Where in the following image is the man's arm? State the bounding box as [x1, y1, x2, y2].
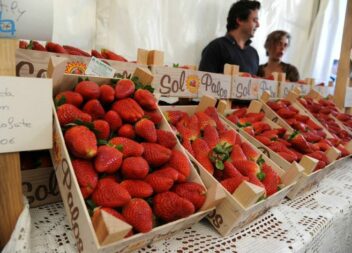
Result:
[199, 43, 222, 73]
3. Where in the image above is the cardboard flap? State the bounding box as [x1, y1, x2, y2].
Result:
[217, 100, 229, 114]
[286, 90, 299, 102]
[345, 140, 352, 153]
[260, 91, 271, 102]
[247, 100, 263, 114]
[92, 208, 132, 246]
[199, 183, 226, 211]
[325, 147, 341, 163]
[232, 181, 265, 209]
[281, 162, 304, 186]
[196, 95, 217, 112]
[292, 87, 301, 95]
[299, 155, 318, 175]
[307, 89, 322, 100]
[133, 67, 154, 86]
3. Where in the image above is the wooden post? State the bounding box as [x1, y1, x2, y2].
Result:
[334, 0, 352, 110]
[0, 39, 24, 249]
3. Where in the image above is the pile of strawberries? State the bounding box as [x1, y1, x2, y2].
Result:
[55, 78, 206, 236]
[164, 107, 281, 197]
[20, 40, 128, 61]
[298, 97, 352, 139]
[266, 100, 349, 166]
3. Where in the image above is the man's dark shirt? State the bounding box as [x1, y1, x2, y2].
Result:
[199, 34, 259, 75]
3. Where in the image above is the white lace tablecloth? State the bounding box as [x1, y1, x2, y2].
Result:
[4, 158, 352, 253]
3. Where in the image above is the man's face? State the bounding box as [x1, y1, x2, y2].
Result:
[239, 9, 260, 38]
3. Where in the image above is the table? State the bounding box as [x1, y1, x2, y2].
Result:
[4, 158, 352, 253]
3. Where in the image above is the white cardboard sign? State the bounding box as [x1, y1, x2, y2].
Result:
[196, 71, 231, 99]
[0, 0, 53, 41]
[231, 77, 278, 99]
[0, 76, 52, 153]
[85, 56, 116, 78]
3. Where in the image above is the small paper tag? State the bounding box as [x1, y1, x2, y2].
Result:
[85, 57, 116, 77]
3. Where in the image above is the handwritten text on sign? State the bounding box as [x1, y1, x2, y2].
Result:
[197, 71, 231, 99]
[0, 77, 52, 153]
[232, 77, 278, 99]
[0, 0, 53, 40]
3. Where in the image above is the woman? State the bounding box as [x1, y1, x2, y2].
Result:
[257, 30, 300, 82]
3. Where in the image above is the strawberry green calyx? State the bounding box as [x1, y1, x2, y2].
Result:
[236, 122, 251, 128]
[288, 130, 300, 141]
[257, 171, 266, 181]
[256, 155, 265, 167]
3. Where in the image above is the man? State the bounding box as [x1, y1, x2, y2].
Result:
[199, 0, 261, 75]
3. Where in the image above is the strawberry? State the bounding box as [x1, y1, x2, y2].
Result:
[289, 131, 312, 153]
[122, 198, 153, 233]
[19, 40, 29, 49]
[57, 104, 92, 126]
[112, 98, 144, 123]
[306, 119, 322, 130]
[303, 132, 322, 143]
[166, 149, 191, 182]
[192, 139, 214, 174]
[261, 163, 280, 196]
[156, 129, 177, 149]
[118, 124, 135, 139]
[153, 166, 179, 181]
[62, 45, 91, 57]
[109, 137, 144, 157]
[182, 139, 195, 156]
[241, 142, 259, 161]
[121, 156, 149, 179]
[55, 91, 83, 107]
[104, 110, 122, 132]
[260, 130, 279, 140]
[93, 120, 110, 140]
[75, 81, 100, 100]
[252, 122, 271, 135]
[277, 108, 296, 119]
[232, 160, 260, 177]
[94, 145, 123, 173]
[142, 143, 172, 167]
[295, 114, 310, 123]
[72, 159, 98, 198]
[267, 101, 286, 111]
[245, 112, 265, 122]
[92, 178, 131, 207]
[153, 192, 195, 222]
[227, 114, 239, 124]
[83, 99, 105, 120]
[232, 108, 247, 118]
[134, 89, 157, 110]
[120, 180, 153, 198]
[99, 84, 115, 104]
[223, 161, 245, 179]
[219, 130, 237, 146]
[172, 182, 206, 210]
[115, 79, 135, 99]
[221, 176, 246, 194]
[145, 173, 174, 193]
[230, 144, 247, 161]
[101, 49, 128, 62]
[292, 122, 308, 132]
[135, 118, 157, 142]
[45, 42, 67, 53]
[204, 107, 227, 134]
[203, 125, 219, 149]
[144, 110, 163, 125]
[29, 40, 47, 51]
[195, 111, 216, 130]
[64, 126, 97, 159]
[98, 207, 133, 237]
[243, 126, 255, 136]
[91, 49, 104, 59]
[337, 144, 350, 157]
[176, 120, 199, 142]
[164, 110, 187, 125]
[255, 135, 272, 146]
[277, 151, 298, 162]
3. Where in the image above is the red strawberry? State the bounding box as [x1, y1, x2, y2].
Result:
[75, 81, 100, 100]
[122, 198, 153, 233]
[115, 79, 135, 99]
[182, 139, 195, 156]
[245, 112, 265, 122]
[156, 129, 177, 149]
[94, 145, 123, 173]
[144, 110, 163, 125]
[120, 180, 153, 198]
[112, 98, 144, 123]
[203, 125, 219, 149]
[166, 149, 191, 182]
[221, 176, 246, 194]
[19, 40, 28, 49]
[337, 144, 350, 157]
[267, 101, 286, 111]
[62, 45, 90, 56]
[260, 130, 279, 140]
[99, 84, 115, 104]
[232, 160, 260, 177]
[153, 192, 195, 222]
[109, 137, 144, 157]
[223, 161, 245, 179]
[104, 110, 122, 132]
[45, 42, 67, 53]
[243, 126, 255, 136]
[55, 91, 83, 107]
[255, 135, 272, 146]
[92, 178, 131, 207]
[219, 130, 237, 146]
[134, 89, 157, 110]
[83, 99, 105, 120]
[252, 121, 271, 135]
[306, 119, 322, 130]
[57, 104, 92, 126]
[135, 118, 157, 142]
[241, 142, 259, 161]
[153, 166, 179, 181]
[101, 49, 128, 62]
[142, 143, 172, 167]
[91, 49, 104, 59]
[164, 110, 187, 125]
[121, 156, 149, 179]
[204, 107, 227, 134]
[64, 126, 97, 159]
[29, 40, 47, 51]
[277, 108, 296, 118]
[261, 163, 280, 196]
[303, 132, 322, 143]
[118, 124, 135, 139]
[277, 151, 298, 162]
[93, 120, 110, 140]
[295, 114, 310, 123]
[268, 141, 287, 152]
[232, 108, 247, 118]
[230, 144, 247, 161]
[192, 139, 214, 174]
[195, 111, 216, 130]
[72, 159, 98, 198]
[227, 114, 239, 124]
[289, 132, 312, 153]
[172, 182, 206, 210]
[145, 173, 174, 193]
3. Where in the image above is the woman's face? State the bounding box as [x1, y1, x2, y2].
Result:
[268, 36, 289, 61]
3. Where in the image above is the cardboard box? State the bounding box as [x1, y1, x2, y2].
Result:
[159, 101, 300, 236]
[49, 73, 224, 252]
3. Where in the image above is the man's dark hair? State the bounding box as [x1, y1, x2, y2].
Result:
[226, 0, 261, 32]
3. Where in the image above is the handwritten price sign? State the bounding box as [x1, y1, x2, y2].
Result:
[0, 76, 52, 153]
[0, 0, 53, 40]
